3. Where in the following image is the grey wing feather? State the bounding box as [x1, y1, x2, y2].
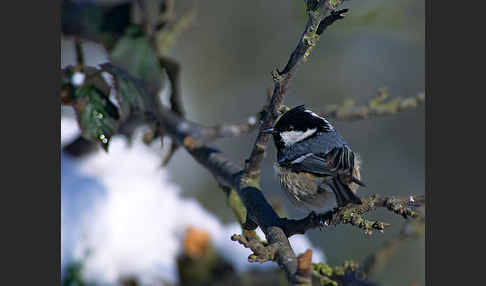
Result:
[278, 131, 348, 163]
[285, 146, 357, 178]
[286, 154, 337, 176]
[281, 146, 364, 207]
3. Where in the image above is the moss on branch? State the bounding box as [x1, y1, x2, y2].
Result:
[326, 88, 425, 121]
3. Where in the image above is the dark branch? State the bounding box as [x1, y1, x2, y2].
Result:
[135, 74, 302, 283]
[63, 2, 425, 285]
[235, 2, 354, 283]
[316, 8, 349, 35]
[159, 57, 184, 117]
[281, 194, 425, 237]
[65, 60, 425, 286]
[100, 2, 405, 284]
[74, 37, 84, 67]
[158, 57, 184, 165]
[244, 2, 339, 179]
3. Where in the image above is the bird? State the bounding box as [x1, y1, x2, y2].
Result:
[263, 105, 364, 212]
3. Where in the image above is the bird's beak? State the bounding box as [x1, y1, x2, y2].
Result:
[261, 128, 275, 134]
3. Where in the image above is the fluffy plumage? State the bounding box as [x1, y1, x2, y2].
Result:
[270, 105, 364, 210]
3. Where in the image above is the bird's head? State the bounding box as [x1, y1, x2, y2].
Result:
[262, 105, 335, 149]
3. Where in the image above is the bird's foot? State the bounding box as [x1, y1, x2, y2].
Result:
[317, 209, 337, 229]
[310, 210, 333, 230]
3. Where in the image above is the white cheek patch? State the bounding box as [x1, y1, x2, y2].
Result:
[281, 128, 317, 146]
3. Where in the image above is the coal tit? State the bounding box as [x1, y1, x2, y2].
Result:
[263, 105, 364, 211]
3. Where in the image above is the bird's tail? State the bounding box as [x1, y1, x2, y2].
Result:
[351, 176, 366, 187]
[331, 177, 362, 207]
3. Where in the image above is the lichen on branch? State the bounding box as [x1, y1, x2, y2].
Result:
[325, 88, 425, 121]
[280, 194, 425, 236]
[61, 1, 425, 285]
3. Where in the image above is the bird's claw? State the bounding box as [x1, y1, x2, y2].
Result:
[308, 211, 331, 231]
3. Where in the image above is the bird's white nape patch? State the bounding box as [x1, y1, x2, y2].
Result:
[304, 110, 334, 130]
[281, 128, 317, 146]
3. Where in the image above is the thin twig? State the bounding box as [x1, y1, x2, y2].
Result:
[73, 60, 425, 286]
[73, 37, 84, 68]
[244, 4, 348, 179]
[281, 194, 425, 237]
[66, 2, 426, 284]
[103, 2, 386, 284]
[312, 260, 378, 286]
[159, 57, 184, 117]
[325, 88, 425, 121]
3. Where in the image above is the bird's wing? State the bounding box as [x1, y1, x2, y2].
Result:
[284, 147, 364, 207]
[285, 146, 355, 178]
[285, 153, 336, 176]
[278, 131, 349, 163]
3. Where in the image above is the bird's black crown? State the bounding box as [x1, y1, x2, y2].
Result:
[271, 105, 335, 149]
[274, 105, 334, 133]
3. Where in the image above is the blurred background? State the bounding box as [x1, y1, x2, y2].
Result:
[61, 0, 424, 285]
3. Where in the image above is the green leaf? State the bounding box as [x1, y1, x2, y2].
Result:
[73, 86, 120, 151]
[108, 70, 145, 121]
[110, 30, 164, 89]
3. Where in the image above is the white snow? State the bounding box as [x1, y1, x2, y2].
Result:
[61, 118, 326, 285]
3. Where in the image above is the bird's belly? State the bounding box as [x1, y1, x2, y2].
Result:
[274, 164, 336, 212]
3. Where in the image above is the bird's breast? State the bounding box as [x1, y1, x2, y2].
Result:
[274, 164, 333, 211]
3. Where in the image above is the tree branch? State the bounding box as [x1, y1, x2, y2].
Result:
[65, 59, 426, 286]
[281, 194, 425, 237]
[325, 88, 425, 121]
[158, 57, 183, 165]
[63, 1, 426, 284]
[244, 4, 348, 179]
[98, 2, 424, 284]
[120, 69, 300, 283]
[72, 49, 425, 286]
[312, 260, 378, 286]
